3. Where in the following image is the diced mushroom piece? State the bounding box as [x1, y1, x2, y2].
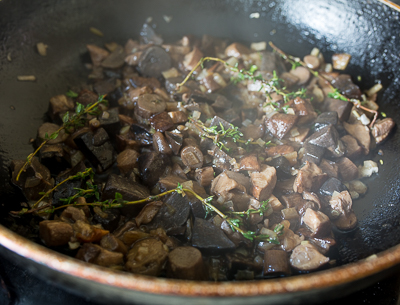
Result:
[281, 207, 299, 220]
[93, 208, 121, 232]
[343, 122, 371, 155]
[167, 247, 206, 280]
[152, 131, 173, 155]
[306, 125, 345, 158]
[192, 217, 235, 253]
[319, 177, 348, 197]
[292, 97, 317, 124]
[341, 135, 363, 159]
[309, 237, 336, 255]
[303, 209, 331, 238]
[73, 220, 109, 243]
[281, 193, 304, 209]
[224, 42, 250, 58]
[76, 243, 102, 263]
[337, 157, 359, 181]
[265, 145, 294, 157]
[302, 142, 325, 165]
[358, 160, 379, 178]
[48, 94, 74, 122]
[100, 234, 128, 255]
[347, 180, 367, 195]
[138, 46, 172, 78]
[267, 156, 292, 180]
[101, 45, 125, 69]
[332, 53, 351, 70]
[314, 112, 339, 132]
[93, 247, 124, 267]
[264, 250, 291, 275]
[294, 161, 328, 193]
[372, 118, 395, 144]
[165, 131, 183, 155]
[183, 47, 204, 71]
[289, 66, 310, 85]
[126, 238, 169, 276]
[249, 166, 277, 201]
[39, 220, 73, 247]
[60, 206, 88, 224]
[148, 192, 191, 235]
[302, 191, 321, 209]
[333, 211, 357, 230]
[329, 190, 352, 215]
[280, 72, 299, 87]
[304, 55, 320, 69]
[117, 149, 139, 175]
[150, 112, 174, 133]
[269, 195, 284, 211]
[86, 44, 109, 66]
[280, 229, 304, 252]
[194, 166, 214, 187]
[37, 122, 68, 144]
[290, 243, 329, 271]
[331, 74, 362, 99]
[76, 89, 98, 106]
[239, 155, 260, 172]
[319, 159, 339, 178]
[168, 111, 188, 124]
[181, 145, 203, 169]
[138, 152, 171, 187]
[211, 171, 248, 196]
[136, 94, 167, 119]
[135, 201, 163, 226]
[265, 113, 298, 140]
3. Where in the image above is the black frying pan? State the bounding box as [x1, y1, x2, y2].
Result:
[0, 0, 400, 304]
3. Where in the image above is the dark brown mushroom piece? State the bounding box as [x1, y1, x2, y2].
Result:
[319, 159, 339, 178]
[136, 94, 166, 119]
[265, 113, 298, 140]
[264, 250, 291, 276]
[305, 125, 345, 158]
[138, 151, 171, 187]
[167, 247, 206, 280]
[289, 66, 310, 85]
[293, 161, 328, 193]
[100, 234, 128, 255]
[181, 145, 204, 170]
[101, 45, 125, 69]
[37, 122, 68, 145]
[48, 94, 75, 123]
[337, 157, 359, 181]
[168, 111, 188, 124]
[192, 217, 235, 254]
[130, 124, 153, 146]
[165, 131, 183, 155]
[372, 118, 395, 144]
[319, 177, 348, 198]
[267, 156, 292, 180]
[150, 111, 174, 132]
[302, 142, 325, 165]
[194, 166, 214, 187]
[303, 208, 331, 238]
[39, 220, 73, 247]
[211, 171, 249, 197]
[126, 238, 169, 276]
[343, 122, 371, 155]
[314, 112, 339, 132]
[138, 46, 172, 78]
[93, 208, 121, 232]
[322, 98, 352, 122]
[60, 206, 88, 224]
[152, 131, 173, 155]
[239, 155, 260, 172]
[183, 46, 204, 71]
[341, 135, 363, 159]
[135, 201, 164, 226]
[333, 211, 357, 230]
[86, 44, 109, 66]
[292, 97, 317, 124]
[117, 149, 139, 176]
[331, 74, 362, 99]
[290, 243, 329, 271]
[98, 107, 121, 137]
[250, 166, 277, 201]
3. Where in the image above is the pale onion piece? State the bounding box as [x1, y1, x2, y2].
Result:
[286, 108, 295, 115]
[120, 125, 130, 135]
[310, 47, 320, 57]
[359, 114, 370, 125]
[358, 160, 379, 178]
[255, 138, 265, 147]
[332, 53, 351, 70]
[290, 127, 300, 137]
[250, 41, 267, 51]
[229, 158, 238, 165]
[89, 118, 100, 128]
[69, 241, 81, 250]
[247, 80, 264, 92]
[242, 119, 253, 127]
[183, 167, 191, 174]
[162, 67, 179, 79]
[290, 168, 299, 176]
[90, 27, 104, 37]
[7, 52, 12, 62]
[101, 111, 110, 119]
[17, 75, 36, 81]
[249, 12, 260, 19]
[324, 63, 333, 73]
[284, 151, 298, 166]
[192, 110, 201, 120]
[196, 68, 209, 81]
[225, 56, 239, 68]
[36, 42, 48, 56]
[181, 180, 194, 190]
[199, 84, 207, 93]
[260, 228, 277, 240]
[213, 73, 227, 88]
[163, 15, 172, 23]
[297, 147, 305, 160]
[366, 83, 383, 97]
[258, 241, 275, 252]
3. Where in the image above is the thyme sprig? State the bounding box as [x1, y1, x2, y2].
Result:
[16, 95, 108, 182]
[269, 42, 378, 127]
[227, 200, 270, 219]
[177, 57, 308, 107]
[189, 117, 271, 153]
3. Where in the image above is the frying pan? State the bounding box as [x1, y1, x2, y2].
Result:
[0, 0, 400, 304]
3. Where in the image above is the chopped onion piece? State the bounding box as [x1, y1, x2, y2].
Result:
[192, 110, 201, 120]
[310, 47, 320, 57]
[17, 75, 36, 81]
[36, 42, 48, 56]
[359, 114, 370, 125]
[324, 63, 333, 73]
[349, 191, 360, 199]
[358, 160, 379, 178]
[163, 15, 172, 23]
[286, 108, 295, 115]
[213, 73, 227, 87]
[290, 127, 300, 137]
[250, 41, 267, 51]
[366, 83, 383, 97]
[255, 138, 265, 147]
[225, 57, 239, 68]
[242, 119, 253, 127]
[120, 125, 130, 135]
[89, 27, 104, 37]
[332, 53, 351, 70]
[162, 67, 179, 79]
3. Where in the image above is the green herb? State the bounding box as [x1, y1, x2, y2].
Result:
[66, 90, 79, 98]
[327, 88, 348, 101]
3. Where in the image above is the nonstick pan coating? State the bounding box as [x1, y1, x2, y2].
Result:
[0, 0, 399, 304]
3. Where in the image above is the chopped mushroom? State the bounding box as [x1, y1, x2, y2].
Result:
[39, 220, 73, 247]
[372, 118, 395, 144]
[303, 209, 331, 238]
[293, 161, 328, 193]
[290, 242, 329, 271]
[249, 165, 277, 201]
[167, 247, 206, 280]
